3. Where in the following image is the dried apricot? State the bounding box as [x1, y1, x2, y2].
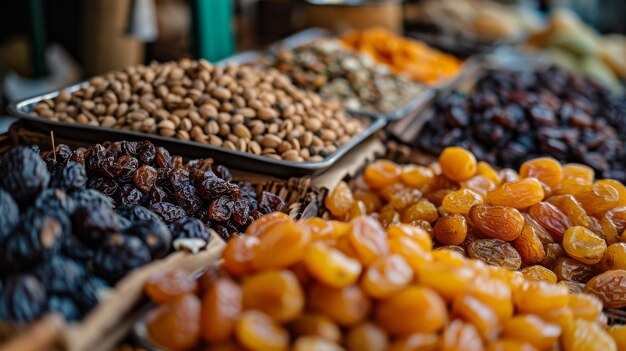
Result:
[519, 157, 563, 189]
[201, 278, 242, 343]
[147, 294, 201, 350]
[325, 181, 354, 218]
[235, 310, 289, 351]
[434, 214, 468, 245]
[562, 226, 607, 265]
[452, 294, 500, 341]
[145, 270, 198, 304]
[361, 254, 413, 299]
[575, 183, 620, 215]
[402, 199, 439, 223]
[288, 313, 341, 343]
[583, 269, 626, 308]
[553, 257, 595, 283]
[561, 318, 616, 351]
[486, 178, 544, 209]
[242, 270, 304, 322]
[528, 202, 572, 242]
[562, 163, 594, 183]
[388, 235, 433, 273]
[513, 221, 546, 265]
[364, 160, 402, 189]
[401, 165, 435, 189]
[348, 216, 389, 266]
[500, 315, 560, 350]
[438, 319, 484, 351]
[521, 265, 557, 283]
[468, 239, 521, 270]
[222, 235, 260, 276]
[598, 243, 626, 271]
[345, 322, 389, 351]
[438, 147, 477, 182]
[303, 242, 362, 288]
[308, 284, 371, 327]
[469, 205, 524, 241]
[250, 221, 311, 270]
[375, 286, 448, 336]
[442, 189, 483, 215]
[245, 212, 291, 236]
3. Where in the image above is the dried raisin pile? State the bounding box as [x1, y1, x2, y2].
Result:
[417, 66, 626, 182]
[143, 214, 620, 350]
[327, 146, 626, 309]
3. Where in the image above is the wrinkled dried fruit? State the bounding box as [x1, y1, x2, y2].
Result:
[201, 277, 242, 343]
[434, 214, 468, 246]
[364, 160, 402, 189]
[375, 287, 447, 336]
[147, 294, 201, 350]
[468, 239, 522, 270]
[469, 205, 524, 241]
[242, 270, 304, 322]
[562, 226, 607, 265]
[439, 146, 477, 182]
[583, 269, 626, 308]
[486, 178, 544, 209]
[325, 181, 354, 217]
[519, 157, 563, 189]
[528, 202, 572, 242]
[442, 189, 483, 215]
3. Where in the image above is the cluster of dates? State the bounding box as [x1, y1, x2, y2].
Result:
[141, 214, 623, 350]
[417, 66, 626, 182]
[326, 146, 626, 308]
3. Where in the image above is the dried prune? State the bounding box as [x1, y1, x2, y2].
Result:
[116, 184, 144, 206]
[467, 238, 522, 270]
[85, 144, 108, 176]
[49, 161, 88, 192]
[0, 146, 50, 207]
[214, 165, 233, 181]
[0, 189, 19, 240]
[104, 155, 139, 180]
[208, 196, 234, 222]
[170, 169, 190, 190]
[72, 189, 113, 210]
[150, 186, 170, 204]
[232, 197, 250, 226]
[0, 275, 47, 324]
[199, 176, 239, 200]
[87, 176, 118, 197]
[258, 191, 285, 214]
[136, 140, 156, 164]
[34, 188, 74, 214]
[72, 205, 120, 246]
[126, 220, 172, 259]
[42, 144, 72, 170]
[121, 141, 139, 156]
[1, 212, 62, 270]
[77, 276, 109, 313]
[149, 202, 186, 224]
[155, 146, 172, 168]
[47, 295, 81, 322]
[93, 234, 152, 283]
[169, 218, 211, 252]
[133, 164, 158, 193]
[175, 185, 202, 215]
[61, 235, 95, 262]
[34, 256, 86, 294]
[116, 205, 162, 223]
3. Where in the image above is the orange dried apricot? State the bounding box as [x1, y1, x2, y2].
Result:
[519, 157, 563, 189]
[222, 235, 260, 276]
[401, 165, 435, 189]
[438, 147, 477, 182]
[325, 181, 354, 218]
[375, 286, 448, 336]
[348, 216, 389, 266]
[145, 270, 198, 304]
[364, 160, 402, 189]
[598, 243, 626, 271]
[303, 241, 362, 288]
[562, 226, 607, 265]
[452, 294, 500, 341]
[245, 212, 291, 236]
[528, 202, 572, 242]
[242, 270, 304, 322]
[288, 313, 341, 343]
[513, 221, 546, 265]
[442, 189, 483, 215]
[308, 284, 371, 327]
[361, 254, 413, 299]
[553, 257, 595, 283]
[235, 310, 289, 351]
[147, 294, 201, 350]
[402, 199, 439, 223]
[388, 235, 433, 273]
[387, 223, 432, 251]
[575, 183, 620, 215]
[561, 318, 616, 351]
[345, 322, 389, 351]
[434, 214, 468, 245]
[500, 315, 560, 350]
[469, 205, 524, 241]
[201, 278, 242, 343]
[486, 178, 544, 209]
[521, 265, 557, 283]
[562, 163, 594, 183]
[251, 221, 311, 270]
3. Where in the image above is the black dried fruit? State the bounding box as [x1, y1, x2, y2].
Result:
[77, 276, 109, 313]
[72, 189, 113, 211]
[149, 202, 186, 224]
[34, 188, 75, 214]
[116, 184, 144, 206]
[116, 205, 163, 223]
[232, 197, 250, 226]
[93, 234, 151, 283]
[42, 144, 72, 170]
[61, 235, 95, 262]
[169, 217, 211, 242]
[0, 189, 19, 240]
[72, 205, 120, 246]
[85, 144, 108, 176]
[214, 165, 232, 181]
[150, 186, 170, 204]
[34, 256, 86, 294]
[0, 275, 47, 324]
[88, 176, 118, 197]
[1, 213, 62, 270]
[132, 164, 158, 193]
[70, 147, 88, 165]
[155, 146, 172, 168]
[208, 196, 234, 222]
[125, 220, 172, 259]
[174, 185, 202, 215]
[136, 141, 156, 165]
[117, 214, 133, 231]
[103, 155, 139, 180]
[258, 191, 285, 214]
[49, 161, 88, 192]
[210, 223, 230, 240]
[199, 176, 239, 200]
[48, 295, 81, 322]
[170, 168, 190, 191]
[0, 147, 50, 207]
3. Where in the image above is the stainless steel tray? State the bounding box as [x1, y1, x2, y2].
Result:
[8, 83, 386, 178]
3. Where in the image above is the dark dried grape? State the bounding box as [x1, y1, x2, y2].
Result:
[210, 223, 231, 240]
[42, 144, 72, 170]
[34, 188, 74, 213]
[170, 168, 190, 191]
[174, 185, 202, 215]
[214, 165, 232, 181]
[77, 276, 109, 313]
[135, 141, 156, 164]
[257, 191, 285, 214]
[103, 155, 139, 180]
[249, 210, 263, 221]
[116, 184, 144, 206]
[72, 189, 114, 210]
[85, 144, 107, 176]
[0, 275, 47, 324]
[93, 234, 151, 283]
[199, 176, 239, 200]
[132, 164, 158, 193]
[155, 146, 172, 169]
[169, 217, 211, 243]
[49, 161, 88, 192]
[116, 205, 162, 223]
[61, 235, 95, 262]
[150, 186, 170, 204]
[72, 205, 120, 246]
[117, 214, 133, 231]
[87, 176, 118, 197]
[48, 295, 81, 322]
[208, 196, 234, 222]
[149, 202, 186, 224]
[0, 146, 50, 207]
[121, 141, 139, 156]
[186, 158, 213, 173]
[34, 256, 86, 294]
[125, 220, 172, 259]
[0, 189, 19, 240]
[1, 213, 62, 270]
[70, 147, 88, 166]
[232, 197, 250, 226]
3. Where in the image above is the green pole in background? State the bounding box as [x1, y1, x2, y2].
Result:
[189, 0, 235, 62]
[29, 0, 47, 77]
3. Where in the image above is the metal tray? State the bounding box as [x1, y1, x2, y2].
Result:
[8, 84, 386, 178]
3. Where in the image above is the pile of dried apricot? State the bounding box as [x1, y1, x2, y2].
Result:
[326, 146, 626, 309]
[144, 213, 623, 350]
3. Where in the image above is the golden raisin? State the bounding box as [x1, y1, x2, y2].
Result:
[540, 243, 566, 269]
[288, 313, 341, 343]
[513, 221, 546, 265]
[498, 169, 519, 184]
[361, 254, 413, 299]
[377, 205, 401, 228]
[561, 318, 616, 351]
[596, 179, 626, 207]
[528, 202, 572, 242]
[575, 183, 620, 215]
[379, 183, 422, 210]
[583, 269, 626, 308]
[375, 286, 448, 336]
[387, 223, 432, 251]
[521, 265, 557, 283]
[325, 181, 354, 218]
[425, 189, 455, 207]
[568, 293, 603, 321]
[250, 221, 311, 270]
[553, 257, 595, 283]
[348, 216, 389, 266]
[442, 189, 483, 215]
[486, 178, 544, 209]
[477, 161, 501, 186]
[235, 310, 289, 351]
[522, 213, 555, 245]
[147, 294, 201, 350]
[346, 200, 368, 220]
[468, 239, 522, 270]
[222, 235, 260, 276]
[562, 226, 607, 265]
[562, 163, 594, 183]
[555, 178, 593, 196]
[303, 242, 362, 288]
[438, 319, 484, 351]
[460, 175, 496, 197]
[438, 147, 477, 182]
[308, 284, 371, 327]
[519, 157, 563, 189]
[607, 325, 626, 351]
[402, 199, 439, 223]
[242, 270, 304, 322]
[434, 214, 468, 245]
[557, 280, 585, 294]
[546, 195, 589, 227]
[200, 278, 242, 343]
[300, 217, 337, 241]
[452, 294, 500, 341]
[606, 207, 626, 233]
[466, 277, 513, 324]
[418, 263, 474, 301]
[388, 235, 433, 273]
[145, 270, 198, 304]
[292, 336, 343, 351]
[345, 322, 389, 351]
[401, 165, 435, 190]
[500, 315, 560, 350]
[485, 340, 537, 351]
[513, 281, 570, 314]
[469, 205, 524, 241]
[353, 190, 382, 214]
[598, 243, 626, 271]
[387, 333, 438, 351]
[364, 160, 402, 189]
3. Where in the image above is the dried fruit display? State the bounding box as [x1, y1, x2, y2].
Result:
[30, 59, 364, 162]
[330, 146, 626, 307]
[0, 141, 283, 325]
[143, 214, 619, 350]
[417, 66, 626, 182]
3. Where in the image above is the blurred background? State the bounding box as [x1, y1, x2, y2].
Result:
[0, 0, 625, 113]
